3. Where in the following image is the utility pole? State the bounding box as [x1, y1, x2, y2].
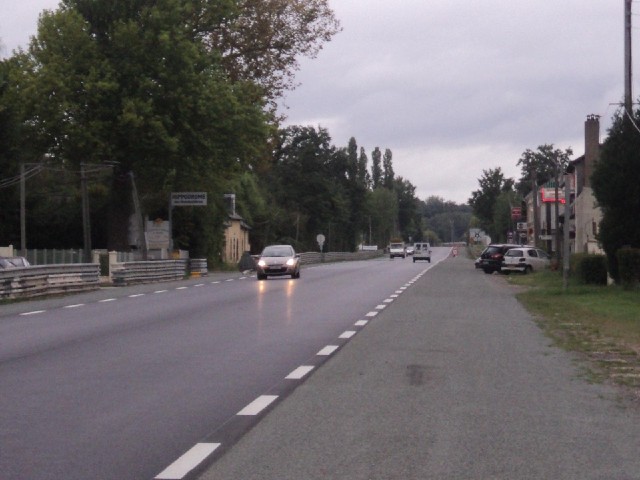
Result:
[81, 163, 92, 263]
[562, 174, 571, 290]
[20, 164, 26, 252]
[531, 170, 539, 248]
[625, 0, 633, 114]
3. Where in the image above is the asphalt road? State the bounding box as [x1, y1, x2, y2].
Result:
[0, 249, 448, 480]
[199, 254, 640, 480]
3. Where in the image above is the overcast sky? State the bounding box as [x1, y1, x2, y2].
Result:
[1, 1, 636, 203]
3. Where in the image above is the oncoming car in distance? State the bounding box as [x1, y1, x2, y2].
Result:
[255, 244, 301, 280]
[501, 246, 551, 274]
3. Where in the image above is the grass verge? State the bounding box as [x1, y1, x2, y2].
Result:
[505, 269, 640, 402]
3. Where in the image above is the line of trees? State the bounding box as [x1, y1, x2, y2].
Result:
[1, 0, 446, 262]
[236, 127, 424, 253]
[0, 0, 341, 262]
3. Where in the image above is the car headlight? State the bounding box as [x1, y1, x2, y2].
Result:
[258, 259, 266, 267]
[286, 258, 295, 266]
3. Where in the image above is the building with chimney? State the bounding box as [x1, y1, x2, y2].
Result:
[222, 194, 251, 264]
[567, 114, 604, 254]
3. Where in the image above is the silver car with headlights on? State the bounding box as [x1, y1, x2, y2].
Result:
[255, 244, 301, 280]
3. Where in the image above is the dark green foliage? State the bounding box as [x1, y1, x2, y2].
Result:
[570, 253, 608, 285]
[468, 167, 515, 241]
[420, 196, 471, 245]
[592, 113, 640, 283]
[616, 247, 640, 290]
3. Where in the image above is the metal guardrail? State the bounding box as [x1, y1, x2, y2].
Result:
[111, 260, 189, 286]
[299, 250, 384, 264]
[0, 264, 100, 300]
[0, 251, 382, 298]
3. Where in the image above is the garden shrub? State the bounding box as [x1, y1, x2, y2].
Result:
[616, 247, 640, 289]
[570, 253, 608, 285]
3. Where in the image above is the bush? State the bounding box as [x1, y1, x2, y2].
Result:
[617, 247, 640, 289]
[570, 253, 608, 285]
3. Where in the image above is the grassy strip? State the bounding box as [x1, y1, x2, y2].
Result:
[506, 269, 640, 395]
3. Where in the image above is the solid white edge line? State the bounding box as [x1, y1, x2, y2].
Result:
[317, 345, 339, 356]
[237, 395, 278, 416]
[154, 443, 221, 480]
[286, 365, 315, 380]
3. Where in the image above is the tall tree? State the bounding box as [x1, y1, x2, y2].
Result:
[357, 146, 370, 189]
[270, 126, 353, 250]
[468, 167, 515, 239]
[367, 187, 398, 247]
[371, 147, 382, 189]
[205, 0, 340, 106]
[6, 1, 274, 257]
[592, 112, 640, 281]
[516, 144, 573, 196]
[382, 148, 394, 189]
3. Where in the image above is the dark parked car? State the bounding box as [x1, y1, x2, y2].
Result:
[477, 244, 521, 274]
[255, 244, 301, 280]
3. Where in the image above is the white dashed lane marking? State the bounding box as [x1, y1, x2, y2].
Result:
[20, 310, 46, 316]
[98, 298, 116, 303]
[354, 320, 368, 326]
[365, 311, 378, 317]
[237, 395, 278, 416]
[317, 345, 339, 356]
[63, 304, 84, 309]
[154, 443, 221, 480]
[339, 330, 356, 339]
[286, 366, 315, 380]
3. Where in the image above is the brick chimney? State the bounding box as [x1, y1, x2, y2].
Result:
[584, 114, 600, 188]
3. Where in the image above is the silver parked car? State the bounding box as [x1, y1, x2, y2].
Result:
[0, 256, 30, 269]
[501, 247, 551, 274]
[255, 244, 301, 280]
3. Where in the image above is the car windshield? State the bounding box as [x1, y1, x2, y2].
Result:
[262, 246, 293, 257]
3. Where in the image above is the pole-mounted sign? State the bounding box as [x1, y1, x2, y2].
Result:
[171, 192, 207, 206]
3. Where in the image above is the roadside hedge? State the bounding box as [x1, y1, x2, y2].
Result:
[570, 253, 608, 285]
[616, 247, 640, 289]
